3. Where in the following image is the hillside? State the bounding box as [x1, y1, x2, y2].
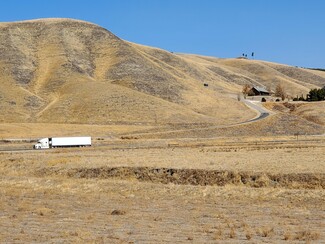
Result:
[178, 55, 325, 96]
[0, 18, 324, 127]
[265, 101, 325, 126]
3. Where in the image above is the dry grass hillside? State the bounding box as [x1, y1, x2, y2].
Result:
[1, 18, 324, 128]
[179, 55, 325, 96]
[0, 18, 252, 125]
[265, 101, 325, 126]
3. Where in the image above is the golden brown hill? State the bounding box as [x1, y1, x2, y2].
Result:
[0, 18, 324, 127]
[265, 101, 325, 126]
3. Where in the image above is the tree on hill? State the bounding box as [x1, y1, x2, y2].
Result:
[307, 88, 325, 101]
[242, 84, 251, 99]
[275, 84, 286, 101]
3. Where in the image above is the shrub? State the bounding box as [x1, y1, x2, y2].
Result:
[245, 231, 252, 240]
[307, 88, 325, 101]
[229, 228, 236, 238]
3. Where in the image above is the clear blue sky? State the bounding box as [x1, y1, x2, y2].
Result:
[1, 0, 324, 68]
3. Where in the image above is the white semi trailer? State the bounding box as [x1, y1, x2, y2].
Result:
[33, 137, 91, 149]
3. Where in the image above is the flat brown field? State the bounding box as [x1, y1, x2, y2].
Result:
[0, 136, 324, 243]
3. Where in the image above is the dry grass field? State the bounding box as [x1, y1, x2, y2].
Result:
[1, 18, 325, 243]
[0, 136, 324, 243]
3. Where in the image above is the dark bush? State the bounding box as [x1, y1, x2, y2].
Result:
[307, 88, 325, 101]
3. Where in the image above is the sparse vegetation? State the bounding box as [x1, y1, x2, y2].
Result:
[213, 229, 223, 240]
[0, 137, 324, 242]
[293, 94, 306, 101]
[283, 231, 292, 241]
[261, 227, 274, 237]
[294, 230, 320, 241]
[275, 84, 287, 101]
[294, 88, 325, 102]
[242, 84, 251, 99]
[229, 228, 236, 239]
[245, 230, 252, 240]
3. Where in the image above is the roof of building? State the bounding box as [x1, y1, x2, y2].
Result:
[252, 86, 269, 93]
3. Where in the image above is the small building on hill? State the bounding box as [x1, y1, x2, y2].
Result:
[249, 86, 270, 96]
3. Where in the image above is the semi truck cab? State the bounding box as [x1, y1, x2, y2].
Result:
[33, 138, 50, 149]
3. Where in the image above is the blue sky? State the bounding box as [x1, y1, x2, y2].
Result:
[1, 0, 324, 68]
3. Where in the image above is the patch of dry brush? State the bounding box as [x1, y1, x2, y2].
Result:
[37, 166, 325, 189]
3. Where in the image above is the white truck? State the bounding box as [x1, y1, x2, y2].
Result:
[33, 137, 91, 149]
